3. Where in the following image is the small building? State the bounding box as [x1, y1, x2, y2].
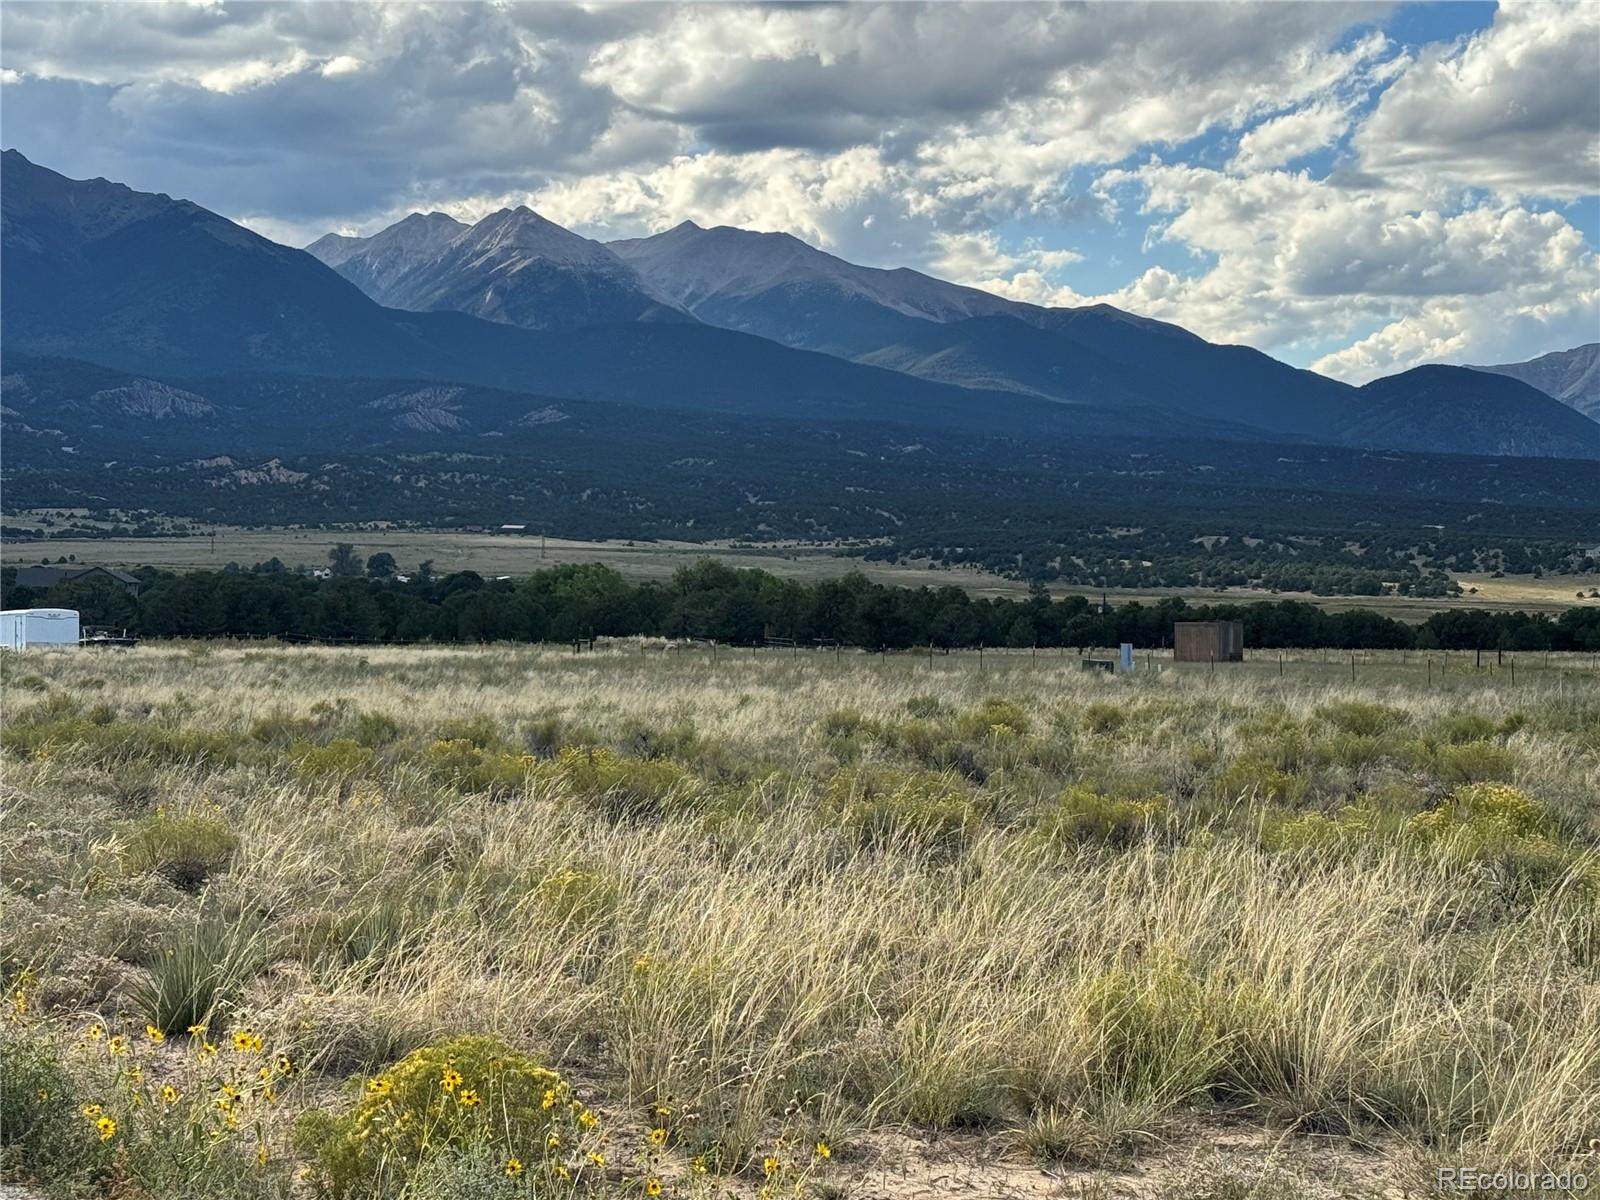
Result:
[1174, 620, 1244, 663]
[13, 565, 143, 596]
[1, 608, 81, 650]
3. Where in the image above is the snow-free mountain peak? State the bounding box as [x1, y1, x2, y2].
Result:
[609, 220, 1022, 323]
[308, 204, 688, 331]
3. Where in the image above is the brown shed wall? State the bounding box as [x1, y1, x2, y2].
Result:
[1174, 620, 1244, 662]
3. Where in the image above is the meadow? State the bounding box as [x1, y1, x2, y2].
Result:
[7, 514, 1596, 618]
[2, 643, 1598, 1199]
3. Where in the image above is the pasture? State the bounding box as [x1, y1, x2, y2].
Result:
[6, 516, 1596, 618]
[2, 643, 1598, 1199]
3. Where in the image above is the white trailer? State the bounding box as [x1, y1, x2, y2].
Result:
[0, 608, 81, 650]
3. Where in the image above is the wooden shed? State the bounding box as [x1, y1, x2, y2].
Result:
[1174, 620, 1244, 663]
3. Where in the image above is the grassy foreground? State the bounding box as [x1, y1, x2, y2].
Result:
[2, 643, 1598, 1199]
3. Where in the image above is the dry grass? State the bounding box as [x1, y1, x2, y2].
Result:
[2, 643, 1598, 1199]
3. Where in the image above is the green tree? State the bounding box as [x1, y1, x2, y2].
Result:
[328, 543, 362, 577]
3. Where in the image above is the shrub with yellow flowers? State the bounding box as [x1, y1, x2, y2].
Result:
[294, 1035, 605, 1198]
[1406, 783, 1585, 887]
[9, 1013, 303, 1197]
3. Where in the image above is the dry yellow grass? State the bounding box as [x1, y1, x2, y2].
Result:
[2, 644, 1598, 1199]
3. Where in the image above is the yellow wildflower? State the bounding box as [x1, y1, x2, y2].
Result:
[589, 1151, 607, 1168]
[541, 1088, 556, 1109]
[96, 1116, 117, 1141]
[645, 1180, 663, 1197]
[648, 1127, 667, 1146]
[81, 1104, 103, 1118]
[504, 1157, 524, 1178]
[578, 1108, 599, 1129]
[457, 1089, 480, 1108]
[145, 1024, 166, 1043]
[763, 1155, 779, 1177]
[815, 1140, 832, 1159]
[83, 1023, 104, 1042]
[162, 1085, 180, 1103]
[546, 1133, 561, 1150]
[441, 1068, 463, 1093]
[257, 1143, 269, 1166]
[107, 1035, 127, 1056]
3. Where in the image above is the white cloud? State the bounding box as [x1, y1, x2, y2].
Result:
[1230, 101, 1349, 172]
[319, 54, 363, 78]
[1355, 0, 1600, 199]
[0, 0, 1593, 378]
[1080, 161, 1598, 380]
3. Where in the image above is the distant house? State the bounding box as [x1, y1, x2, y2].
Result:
[13, 565, 144, 596]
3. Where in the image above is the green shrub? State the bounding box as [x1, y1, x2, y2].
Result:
[1036, 787, 1165, 849]
[1075, 956, 1229, 1108]
[819, 707, 881, 739]
[955, 698, 1031, 740]
[434, 714, 507, 751]
[535, 746, 694, 821]
[829, 766, 980, 856]
[904, 695, 947, 719]
[1432, 713, 1499, 744]
[1316, 701, 1407, 737]
[0, 1027, 103, 1186]
[124, 807, 239, 892]
[250, 709, 321, 746]
[621, 719, 701, 762]
[1080, 702, 1127, 735]
[294, 1035, 600, 1199]
[1430, 739, 1516, 784]
[350, 710, 403, 748]
[291, 738, 379, 781]
[1212, 758, 1308, 804]
[1259, 805, 1394, 855]
[531, 867, 621, 931]
[419, 739, 532, 797]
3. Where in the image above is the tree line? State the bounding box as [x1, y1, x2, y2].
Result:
[5, 560, 1600, 652]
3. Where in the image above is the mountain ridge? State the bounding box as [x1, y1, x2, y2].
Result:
[307, 204, 687, 331]
[1467, 344, 1599, 421]
[6, 149, 1597, 461]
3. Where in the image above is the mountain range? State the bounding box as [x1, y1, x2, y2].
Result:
[3, 149, 1597, 464]
[1469, 344, 1599, 422]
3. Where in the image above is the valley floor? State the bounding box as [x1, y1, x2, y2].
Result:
[5, 519, 1597, 618]
[2, 645, 1597, 1199]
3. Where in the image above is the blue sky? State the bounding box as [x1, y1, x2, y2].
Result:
[2, 1, 1594, 380]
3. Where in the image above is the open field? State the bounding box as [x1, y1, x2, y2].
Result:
[6, 518, 1597, 619]
[2, 643, 1598, 1199]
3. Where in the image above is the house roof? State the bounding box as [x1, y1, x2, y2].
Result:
[13, 565, 142, 588]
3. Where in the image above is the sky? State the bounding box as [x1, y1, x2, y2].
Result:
[2, 0, 1596, 381]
